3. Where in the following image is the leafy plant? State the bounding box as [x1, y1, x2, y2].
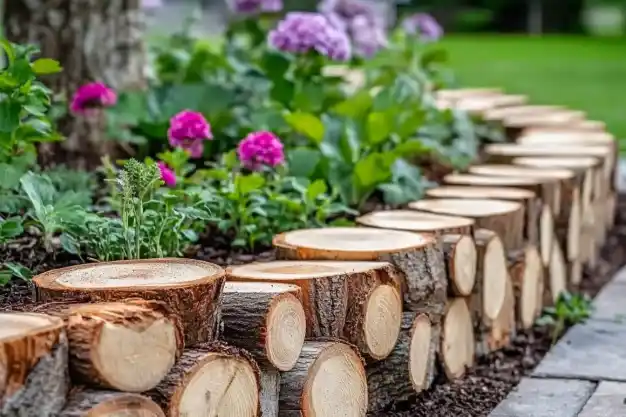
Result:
[0, 40, 63, 165]
[0, 262, 32, 286]
[66, 159, 213, 261]
[537, 291, 594, 345]
[0, 215, 23, 243]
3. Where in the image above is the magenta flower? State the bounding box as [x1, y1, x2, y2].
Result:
[227, 0, 282, 13]
[167, 110, 212, 159]
[158, 162, 176, 187]
[268, 12, 352, 61]
[70, 82, 117, 114]
[402, 13, 443, 41]
[237, 131, 285, 170]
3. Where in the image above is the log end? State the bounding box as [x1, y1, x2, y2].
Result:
[266, 292, 307, 371]
[441, 298, 474, 380]
[364, 285, 403, 360]
[409, 314, 435, 392]
[356, 210, 475, 235]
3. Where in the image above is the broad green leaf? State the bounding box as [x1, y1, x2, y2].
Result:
[287, 147, 321, 178]
[270, 78, 295, 106]
[0, 216, 23, 241]
[394, 140, 429, 157]
[331, 89, 373, 119]
[3, 262, 32, 281]
[0, 101, 21, 133]
[293, 82, 325, 113]
[0, 163, 23, 190]
[20, 171, 56, 215]
[366, 112, 391, 145]
[236, 173, 265, 195]
[283, 112, 325, 144]
[31, 58, 62, 74]
[306, 179, 327, 201]
[60, 233, 80, 254]
[354, 152, 396, 190]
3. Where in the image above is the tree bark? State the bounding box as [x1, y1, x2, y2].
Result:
[259, 367, 280, 417]
[32, 299, 183, 392]
[3, 0, 146, 169]
[279, 341, 367, 417]
[0, 313, 69, 417]
[227, 260, 403, 361]
[33, 258, 225, 347]
[60, 390, 165, 417]
[147, 342, 260, 417]
[221, 282, 306, 371]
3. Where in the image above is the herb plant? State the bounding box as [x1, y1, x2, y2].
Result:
[538, 291, 594, 345]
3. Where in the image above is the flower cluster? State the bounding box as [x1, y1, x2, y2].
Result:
[158, 162, 176, 187]
[319, 0, 388, 58]
[227, 0, 282, 14]
[167, 110, 213, 158]
[70, 82, 117, 114]
[268, 12, 352, 61]
[237, 131, 284, 170]
[402, 13, 443, 42]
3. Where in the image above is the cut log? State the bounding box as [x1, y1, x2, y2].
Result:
[279, 341, 367, 417]
[0, 312, 69, 417]
[437, 174, 554, 265]
[409, 198, 525, 253]
[547, 238, 568, 304]
[426, 185, 540, 247]
[507, 245, 544, 329]
[227, 260, 402, 361]
[33, 300, 183, 392]
[440, 298, 475, 379]
[367, 312, 439, 412]
[60, 390, 165, 417]
[148, 342, 260, 417]
[487, 271, 516, 353]
[32, 258, 225, 346]
[273, 228, 448, 323]
[435, 87, 503, 102]
[440, 234, 477, 297]
[356, 209, 475, 236]
[522, 120, 607, 136]
[502, 110, 586, 138]
[259, 367, 280, 417]
[569, 259, 584, 289]
[452, 94, 528, 116]
[471, 229, 509, 355]
[221, 282, 306, 371]
[483, 104, 566, 123]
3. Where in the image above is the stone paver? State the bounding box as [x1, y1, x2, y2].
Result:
[489, 378, 595, 417]
[534, 319, 626, 381]
[578, 381, 626, 416]
[590, 279, 626, 322]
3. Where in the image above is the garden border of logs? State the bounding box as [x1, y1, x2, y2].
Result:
[1, 87, 619, 417]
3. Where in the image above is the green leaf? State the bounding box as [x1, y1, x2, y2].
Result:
[270, 78, 295, 105]
[3, 262, 32, 281]
[20, 171, 56, 215]
[236, 173, 265, 195]
[367, 112, 391, 145]
[0, 271, 10, 286]
[287, 147, 321, 178]
[331, 89, 373, 119]
[354, 152, 396, 190]
[0, 163, 24, 190]
[0, 101, 21, 133]
[31, 58, 62, 74]
[394, 140, 430, 157]
[283, 112, 325, 144]
[0, 216, 23, 242]
[60, 233, 80, 254]
[306, 179, 327, 201]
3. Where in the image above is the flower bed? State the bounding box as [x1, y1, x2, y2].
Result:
[0, 2, 622, 416]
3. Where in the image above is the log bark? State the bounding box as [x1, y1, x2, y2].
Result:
[259, 367, 280, 417]
[273, 228, 448, 325]
[410, 197, 525, 253]
[426, 185, 541, 247]
[0, 312, 69, 417]
[507, 245, 543, 329]
[366, 313, 439, 412]
[227, 260, 402, 361]
[32, 299, 183, 392]
[60, 389, 165, 417]
[471, 229, 509, 356]
[279, 341, 367, 417]
[32, 258, 225, 347]
[440, 298, 475, 379]
[3, 0, 146, 169]
[221, 282, 306, 371]
[147, 342, 260, 417]
[441, 234, 477, 297]
[356, 209, 475, 237]
[546, 238, 568, 304]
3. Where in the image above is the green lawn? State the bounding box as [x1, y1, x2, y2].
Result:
[441, 35, 626, 148]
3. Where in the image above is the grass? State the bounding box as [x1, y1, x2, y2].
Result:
[441, 35, 626, 148]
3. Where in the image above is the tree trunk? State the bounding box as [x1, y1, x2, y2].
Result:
[60, 390, 165, 417]
[3, 0, 146, 169]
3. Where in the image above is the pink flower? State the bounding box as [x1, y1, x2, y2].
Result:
[167, 110, 213, 159]
[237, 131, 285, 170]
[158, 162, 176, 187]
[70, 82, 117, 114]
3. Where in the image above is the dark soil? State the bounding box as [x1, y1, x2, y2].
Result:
[2, 196, 626, 417]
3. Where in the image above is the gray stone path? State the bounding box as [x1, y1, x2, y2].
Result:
[489, 266, 626, 417]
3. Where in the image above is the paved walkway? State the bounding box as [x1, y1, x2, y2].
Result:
[490, 266, 626, 416]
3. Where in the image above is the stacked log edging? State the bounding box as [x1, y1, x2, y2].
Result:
[2, 87, 617, 416]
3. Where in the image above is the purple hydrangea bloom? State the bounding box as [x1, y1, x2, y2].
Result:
[402, 13, 443, 41]
[268, 12, 352, 61]
[167, 110, 212, 159]
[349, 15, 388, 58]
[237, 131, 284, 170]
[70, 82, 117, 114]
[227, 0, 282, 14]
[141, 0, 163, 9]
[158, 162, 177, 187]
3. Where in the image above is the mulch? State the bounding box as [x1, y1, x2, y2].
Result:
[3, 196, 626, 417]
